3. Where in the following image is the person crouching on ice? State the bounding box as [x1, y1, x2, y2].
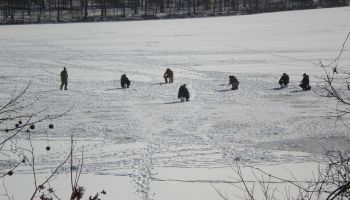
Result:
[178, 84, 190, 102]
[120, 74, 130, 88]
[163, 68, 174, 83]
[278, 73, 289, 88]
[228, 75, 239, 90]
[299, 73, 311, 91]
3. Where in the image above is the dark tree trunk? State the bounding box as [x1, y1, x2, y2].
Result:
[213, 0, 217, 14]
[27, 0, 31, 15]
[10, 0, 14, 20]
[48, 0, 51, 21]
[231, 0, 235, 11]
[187, 0, 190, 14]
[123, 0, 126, 16]
[219, 0, 222, 12]
[192, 0, 195, 13]
[204, 0, 209, 10]
[160, 0, 165, 12]
[84, 0, 88, 19]
[134, 0, 138, 14]
[57, 0, 61, 21]
[5, 0, 8, 19]
[101, 0, 105, 16]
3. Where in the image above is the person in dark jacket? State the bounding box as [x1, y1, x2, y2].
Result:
[60, 67, 68, 90]
[278, 73, 289, 88]
[164, 68, 174, 83]
[121, 74, 130, 88]
[228, 75, 239, 90]
[178, 84, 190, 101]
[299, 73, 311, 91]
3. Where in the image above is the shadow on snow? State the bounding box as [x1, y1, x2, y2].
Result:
[217, 89, 232, 92]
[163, 101, 184, 104]
[105, 88, 125, 91]
[150, 82, 170, 86]
[290, 90, 304, 93]
[271, 87, 284, 91]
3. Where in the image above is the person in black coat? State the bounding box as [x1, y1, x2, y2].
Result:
[228, 75, 239, 90]
[121, 74, 130, 88]
[163, 68, 174, 83]
[278, 73, 289, 88]
[178, 84, 190, 101]
[299, 73, 311, 91]
[60, 67, 68, 90]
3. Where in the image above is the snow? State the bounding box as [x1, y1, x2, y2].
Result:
[1, 7, 350, 200]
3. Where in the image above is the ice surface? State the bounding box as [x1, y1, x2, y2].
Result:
[0, 7, 350, 200]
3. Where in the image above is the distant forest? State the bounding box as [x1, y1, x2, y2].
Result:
[0, 0, 349, 24]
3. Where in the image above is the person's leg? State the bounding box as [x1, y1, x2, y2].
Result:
[232, 83, 238, 90]
[64, 81, 68, 90]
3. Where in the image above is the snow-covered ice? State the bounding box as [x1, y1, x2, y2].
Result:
[1, 7, 350, 200]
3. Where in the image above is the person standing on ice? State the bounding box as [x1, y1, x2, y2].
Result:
[299, 73, 311, 91]
[278, 73, 289, 88]
[60, 67, 68, 90]
[228, 75, 239, 90]
[178, 84, 190, 101]
[163, 68, 174, 83]
[120, 74, 130, 88]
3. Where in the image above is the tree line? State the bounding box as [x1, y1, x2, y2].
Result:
[0, 0, 349, 24]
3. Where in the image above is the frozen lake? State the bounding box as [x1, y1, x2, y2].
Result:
[1, 6, 350, 200]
